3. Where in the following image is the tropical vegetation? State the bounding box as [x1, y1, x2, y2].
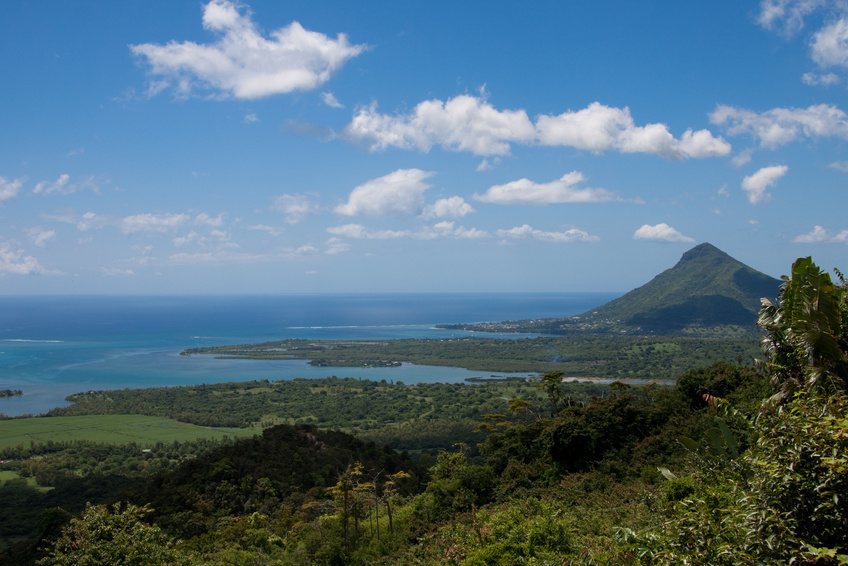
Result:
[0, 255, 843, 565]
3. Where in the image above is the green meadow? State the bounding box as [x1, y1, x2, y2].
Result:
[0, 415, 257, 450]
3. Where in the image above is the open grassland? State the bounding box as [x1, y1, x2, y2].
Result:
[0, 415, 257, 450]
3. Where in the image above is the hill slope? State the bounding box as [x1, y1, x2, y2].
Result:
[577, 242, 781, 332]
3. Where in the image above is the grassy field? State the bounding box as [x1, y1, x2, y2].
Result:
[0, 414, 258, 450]
[0, 470, 51, 492]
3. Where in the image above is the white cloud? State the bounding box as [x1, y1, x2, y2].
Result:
[0, 177, 22, 203]
[473, 171, 619, 205]
[26, 228, 56, 247]
[793, 225, 848, 242]
[476, 157, 501, 171]
[829, 160, 848, 171]
[327, 223, 411, 239]
[248, 224, 283, 236]
[811, 17, 848, 67]
[33, 174, 69, 194]
[344, 95, 536, 156]
[0, 241, 52, 275]
[173, 231, 200, 247]
[327, 222, 489, 241]
[244, 113, 258, 123]
[757, 0, 825, 36]
[325, 237, 350, 255]
[731, 149, 754, 167]
[322, 92, 344, 108]
[130, 0, 366, 100]
[344, 96, 729, 159]
[802, 71, 841, 85]
[423, 196, 475, 219]
[272, 193, 319, 223]
[76, 212, 110, 232]
[121, 213, 190, 234]
[633, 223, 695, 243]
[102, 267, 136, 276]
[496, 224, 599, 243]
[195, 213, 225, 227]
[336, 169, 434, 216]
[710, 103, 848, 147]
[33, 174, 100, 195]
[535, 102, 730, 159]
[741, 165, 788, 204]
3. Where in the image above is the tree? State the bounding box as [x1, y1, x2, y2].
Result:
[758, 257, 847, 401]
[328, 462, 363, 553]
[38, 502, 190, 566]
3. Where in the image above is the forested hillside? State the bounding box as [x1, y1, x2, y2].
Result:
[1, 256, 845, 565]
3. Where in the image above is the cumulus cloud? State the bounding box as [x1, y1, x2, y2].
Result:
[346, 97, 730, 159]
[243, 113, 258, 123]
[829, 160, 848, 171]
[793, 225, 848, 243]
[535, 102, 730, 159]
[423, 196, 475, 219]
[130, 0, 366, 99]
[811, 17, 848, 67]
[272, 194, 319, 223]
[344, 95, 536, 156]
[496, 224, 599, 243]
[0, 241, 52, 275]
[336, 169, 434, 216]
[633, 223, 695, 243]
[710, 103, 848, 147]
[0, 176, 22, 203]
[741, 165, 788, 204]
[473, 171, 619, 205]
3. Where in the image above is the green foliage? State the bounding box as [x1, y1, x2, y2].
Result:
[38, 502, 190, 566]
[758, 256, 848, 401]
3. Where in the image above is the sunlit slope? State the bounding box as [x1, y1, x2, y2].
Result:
[579, 243, 781, 332]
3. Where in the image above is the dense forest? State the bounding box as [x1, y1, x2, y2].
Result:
[0, 256, 845, 565]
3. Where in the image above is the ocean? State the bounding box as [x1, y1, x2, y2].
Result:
[0, 292, 619, 417]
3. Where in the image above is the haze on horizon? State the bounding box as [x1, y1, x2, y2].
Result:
[1, 0, 846, 295]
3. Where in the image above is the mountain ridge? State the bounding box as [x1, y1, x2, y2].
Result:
[579, 242, 781, 332]
[439, 243, 782, 335]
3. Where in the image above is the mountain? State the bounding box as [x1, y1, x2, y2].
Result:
[576, 242, 781, 333]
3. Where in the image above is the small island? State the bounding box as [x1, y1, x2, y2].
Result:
[0, 389, 23, 398]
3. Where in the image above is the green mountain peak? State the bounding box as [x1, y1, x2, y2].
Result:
[580, 242, 781, 333]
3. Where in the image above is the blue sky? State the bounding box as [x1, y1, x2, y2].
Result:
[1, 0, 847, 294]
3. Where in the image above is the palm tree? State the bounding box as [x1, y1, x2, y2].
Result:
[757, 257, 847, 401]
